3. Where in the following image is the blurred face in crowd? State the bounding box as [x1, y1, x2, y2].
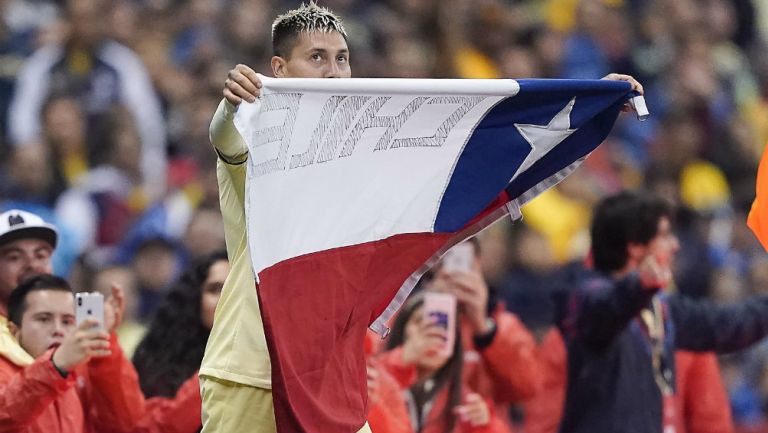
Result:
[109, 107, 142, 176]
[93, 267, 138, 323]
[67, 0, 111, 47]
[201, 259, 229, 329]
[10, 290, 75, 358]
[228, 0, 270, 52]
[386, 37, 432, 78]
[498, 46, 541, 79]
[631, 216, 680, 274]
[10, 144, 54, 196]
[272, 31, 351, 79]
[133, 241, 178, 291]
[432, 241, 479, 276]
[0, 239, 53, 309]
[183, 209, 225, 259]
[43, 98, 85, 154]
[405, 306, 451, 374]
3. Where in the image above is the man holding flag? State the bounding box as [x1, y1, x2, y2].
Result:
[201, 4, 360, 433]
[202, 2, 645, 432]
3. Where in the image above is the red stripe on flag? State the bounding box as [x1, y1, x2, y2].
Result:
[257, 232, 451, 433]
[749, 143, 768, 251]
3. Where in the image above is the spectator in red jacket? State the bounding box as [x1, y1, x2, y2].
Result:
[425, 241, 541, 417]
[130, 250, 229, 433]
[373, 239, 539, 431]
[0, 274, 144, 433]
[381, 292, 511, 433]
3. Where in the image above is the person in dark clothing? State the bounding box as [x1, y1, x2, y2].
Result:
[557, 190, 768, 433]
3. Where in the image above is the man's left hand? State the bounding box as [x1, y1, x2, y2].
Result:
[602, 73, 644, 112]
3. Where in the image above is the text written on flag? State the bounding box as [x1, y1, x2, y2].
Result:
[247, 94, 486, 178]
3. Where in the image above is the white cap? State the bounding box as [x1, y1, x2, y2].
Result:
[0, 209, 58, 249]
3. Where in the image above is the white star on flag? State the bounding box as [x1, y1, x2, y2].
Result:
[511, 97, 578, 181]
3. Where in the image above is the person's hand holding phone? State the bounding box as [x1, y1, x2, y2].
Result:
[402, 309, 449, 365]
[442, 268, 490, 334]
[52, 319, 111, 372]
[436, 242, 491, 335]
[76, 292, 105, 330]
[435, 261, 491, 336]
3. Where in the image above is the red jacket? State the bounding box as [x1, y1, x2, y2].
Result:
[675, 351, 734, 433]
[369, 310, 540, 400]
[377, 349, 511, 433]
[0, 333, 145, 433]
[367, 358, 412, 433]
[521, 329, 567, 433]
[413, 385, 512, 433]
[129, 374, 202, 433]
[523, 329, 735, 433]
[461, 311, 540, 402]
[376, 310, 539, 430]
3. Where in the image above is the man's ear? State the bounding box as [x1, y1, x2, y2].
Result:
[7, 320, 20, 340]
[271, 56, 287, 77]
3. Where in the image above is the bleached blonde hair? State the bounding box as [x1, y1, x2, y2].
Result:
[271, 2, 348, 57]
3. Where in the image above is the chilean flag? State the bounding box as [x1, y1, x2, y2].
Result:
[234, 76, 634, 432]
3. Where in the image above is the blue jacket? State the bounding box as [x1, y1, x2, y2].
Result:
[555, 270, 768, 433]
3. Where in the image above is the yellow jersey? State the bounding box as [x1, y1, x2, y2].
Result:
[200, 100, 271, 388]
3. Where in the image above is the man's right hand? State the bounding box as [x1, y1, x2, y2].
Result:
[52, 319, 111, 371]
[223, 64, 262, 106]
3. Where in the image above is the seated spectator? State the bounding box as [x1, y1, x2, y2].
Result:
[0, 274, 143, 433]
[130, 250, 228, 433]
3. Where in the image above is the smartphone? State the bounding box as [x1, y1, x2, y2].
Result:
[442, 242, 474, 273]
[75, 292, 105, 331]
[423, 291, 457, 357]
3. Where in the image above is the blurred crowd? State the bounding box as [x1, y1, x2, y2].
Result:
[3, 0, 768, 430]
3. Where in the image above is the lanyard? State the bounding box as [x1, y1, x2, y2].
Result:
[640, 296, 673, 396]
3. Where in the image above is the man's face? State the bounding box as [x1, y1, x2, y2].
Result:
[12, 290, 75, 358]
[646, 216, 680, 270]
[0, 239, 54, 304]
[275, 31, 351, 79]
